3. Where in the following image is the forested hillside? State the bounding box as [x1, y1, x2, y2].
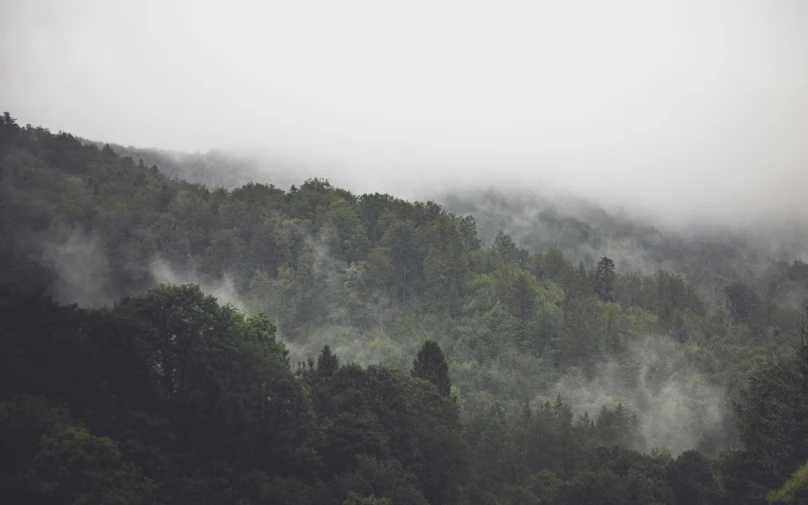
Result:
[3, 112, 808, 504]
[104, 139, 808, 313]
[442, 189, 808, 311]
[99, 142, 306, 192]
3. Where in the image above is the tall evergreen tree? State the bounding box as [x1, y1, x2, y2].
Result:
[317, 344, 340, 377]
[411, 340, 451, 396]
[594, 256, 616, 302]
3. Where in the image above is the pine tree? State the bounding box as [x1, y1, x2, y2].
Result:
[412, 340, 451, 396]
[594, 257, 615, 302]
[317, 345, 339, 377]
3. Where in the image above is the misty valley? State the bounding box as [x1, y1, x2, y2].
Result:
[3, 112, 808, 505]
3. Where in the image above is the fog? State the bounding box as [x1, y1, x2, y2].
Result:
[3, 0, 808, 227]
[551, 336, 729, 455]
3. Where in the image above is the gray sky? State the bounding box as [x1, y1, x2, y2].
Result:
[2, 0, 807, 226]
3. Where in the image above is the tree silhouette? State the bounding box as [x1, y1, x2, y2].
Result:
[412, 340, 451, 396]
[594, 256, 615, 302]
[317, 344, 340, 377]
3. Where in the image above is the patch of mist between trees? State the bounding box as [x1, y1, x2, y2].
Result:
[781, 288, 808, 313]
[33, 227, 250, 311]
[36, 234, 248, 311]
[280, 310, 730, 456]
[258, 225, 403, 367]
[149, 258, 245, 310]
[280, 292, 404, 373]
[550, 335, 728, 456]
[38, 226, 113, 308]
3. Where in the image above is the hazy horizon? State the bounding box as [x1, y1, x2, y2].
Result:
[3, 0, 807, 228]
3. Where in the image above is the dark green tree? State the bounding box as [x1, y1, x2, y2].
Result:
[318, 344, 340, 377]
[30, 423, 164, 505]
[411, 340, 451, 397]
[667, 450, 720, 505]
[730, 332, 808, 502]
[594, 256, 616, 302]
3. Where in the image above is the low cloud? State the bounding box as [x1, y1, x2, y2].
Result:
[551, 335, 728, 455]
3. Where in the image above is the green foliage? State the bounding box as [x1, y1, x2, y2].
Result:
[343, 491, 393, 505]
[729, 334, 808, 502]
[3, 112, 808, 505]
[595, 403, 645, 451]
[32, 423, 163, 505]
[0, 395, 164, 505]
[0, 285, 470, 504]
[767, 460, 808, 504]
[668, 450, 721, 505]
[724, 281, 761, 325]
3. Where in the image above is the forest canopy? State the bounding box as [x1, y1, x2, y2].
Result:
[3, 112, 808, 504]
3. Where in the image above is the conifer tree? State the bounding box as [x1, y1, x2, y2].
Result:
[412, 340, 451, 396]
[317, 345, 340, 377]
[594, 256, 616, 302]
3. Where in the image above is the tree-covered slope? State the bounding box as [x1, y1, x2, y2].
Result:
[441, 188, 808, 309]
[3, 112, 808, 504]
[96, 133, 808, 313]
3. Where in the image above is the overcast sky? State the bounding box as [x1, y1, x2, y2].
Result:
[2, 0, 807, 226]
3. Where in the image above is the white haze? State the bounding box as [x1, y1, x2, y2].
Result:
[551, 336, 727, 456]
[3, 0, 808, 228]
[150, 258, 245, 311]
[41, 227, 112, 308]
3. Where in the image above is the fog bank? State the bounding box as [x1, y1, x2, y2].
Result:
[3, 0, 807, 228]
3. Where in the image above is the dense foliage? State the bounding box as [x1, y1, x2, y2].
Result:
[3, 112, 808, 503]
[442, 189, 808, 312]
